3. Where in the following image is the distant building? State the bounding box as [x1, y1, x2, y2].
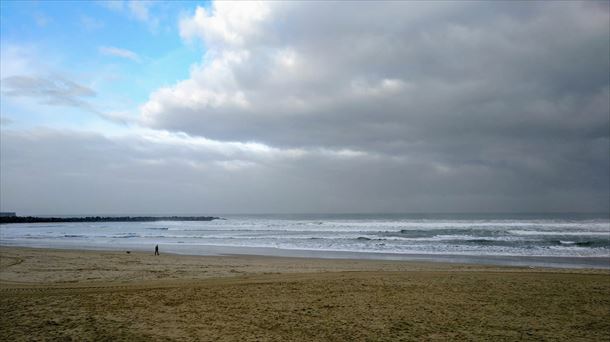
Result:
[0, 212, 16, 217]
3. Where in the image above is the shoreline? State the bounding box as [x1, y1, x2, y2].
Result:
[0, 246, 527, 286]
[2, 242, 609, 270]
[1, 246, 607, 286]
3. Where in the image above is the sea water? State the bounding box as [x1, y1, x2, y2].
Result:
[1, 213, 608, 268]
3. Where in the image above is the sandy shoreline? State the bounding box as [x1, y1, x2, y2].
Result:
[4, 242, 609, 270]
[1, 246, 609, 341]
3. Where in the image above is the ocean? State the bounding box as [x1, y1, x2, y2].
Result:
[1, 213, 609, 269]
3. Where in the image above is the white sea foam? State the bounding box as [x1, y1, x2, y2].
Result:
[508, 230, 609, 236]
[1, 215, 609, 259]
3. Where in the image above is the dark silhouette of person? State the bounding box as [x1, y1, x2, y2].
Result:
[154, 244, 159, 256]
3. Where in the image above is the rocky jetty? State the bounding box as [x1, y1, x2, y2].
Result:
[0, 216, 221, 224]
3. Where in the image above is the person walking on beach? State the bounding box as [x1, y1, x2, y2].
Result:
[154, 244, 159, 256]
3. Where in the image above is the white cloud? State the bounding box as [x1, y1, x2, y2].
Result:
[128, 0, 159, 30]
[1, 73, 129, 125]
[99, 0, 124, 12]
[101, 110, 134, 124]
[136, 129, 311, 160]
[2, 75, 95, 106]
[99, 0, 159, 31]
[128, 0, 151, 22]
[0, 43, 130, 125]
[81, 15, 104, 30]
[141, 2, 609, 153]
[33, 12, 51, 27]
[179, 2, 270, 46]
[99, 46, 140, 62]
[0, 44, 42, 78]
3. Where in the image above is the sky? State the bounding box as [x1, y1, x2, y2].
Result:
[0, 1, 608, 215]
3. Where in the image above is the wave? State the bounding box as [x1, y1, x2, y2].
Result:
[551, 240, 608, 248]
[15, 232, 609, 250]
[2, 217, 608, 259]
[508, 230, 609, 236]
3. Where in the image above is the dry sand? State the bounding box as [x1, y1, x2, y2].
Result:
[1, 246, 608, 341]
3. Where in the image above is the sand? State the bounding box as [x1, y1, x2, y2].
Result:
[1, 247, 608, 341]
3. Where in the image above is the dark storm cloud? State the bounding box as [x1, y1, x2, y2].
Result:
[1, 127, 607, 215]
[132, 1, 610, 213]
[143, 2, 608, 151]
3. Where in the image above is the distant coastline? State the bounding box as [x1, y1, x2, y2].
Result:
[0, 216, 221, 224]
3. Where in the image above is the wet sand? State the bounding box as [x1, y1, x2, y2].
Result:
[1, 246, 609, 341]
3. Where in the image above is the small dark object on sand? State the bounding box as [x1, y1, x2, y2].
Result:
[126, 251, 131, 254]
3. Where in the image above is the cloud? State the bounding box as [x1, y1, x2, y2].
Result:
[100, 0, 159, 31]
[1, 127, 607, 215]
[0, 128, 364, 214]
[133, 1, 609, 213]
[179, 2, 271, 46]
[99, 0, 124, 12]
[1, 74, 129, 124]
[128, 0, 152, 22]
[140, 3, 609, 153]
[142, 2, 609, 153]
[0, 117, 14, 126]
[1, 2, 608, 214]
[33, 12, 51, 27]
[81, 15, 104, 30]
[0, 44, 43, 78]
[2, 75, 96, 107]
[99, 46, 140, 62]
[127, 1, 159, 31]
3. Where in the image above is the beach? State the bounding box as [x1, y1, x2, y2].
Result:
[1, 247, 608, 341]
[2, 214, 609, 269]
